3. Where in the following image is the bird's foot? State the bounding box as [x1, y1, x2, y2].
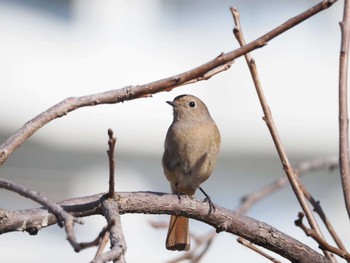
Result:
[199, 187, 216, 214]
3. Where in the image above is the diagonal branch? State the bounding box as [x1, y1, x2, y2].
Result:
[299, 184, 349, 261]
[237, 237, 282, 263]
[0, 178, 99, 252]
[0, 0, 338, 166]
[339, 0, 350, 220]
[238, 156, 338, 214]
[230, 6, 335, 261]
[296, 212, 350, 261]
[0, 178, 84, 230]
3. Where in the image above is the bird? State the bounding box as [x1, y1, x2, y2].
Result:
[162, 94, 221, 251]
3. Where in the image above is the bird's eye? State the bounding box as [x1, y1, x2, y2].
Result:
[189, 101, 196, 108]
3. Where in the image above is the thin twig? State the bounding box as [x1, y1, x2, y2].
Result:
[230, 6, 335, 262]
[180, 60, 234, 87]
[93, 129, 125, 262]
[299, 184, 349, 261]
[295, 213, 350, 261]
[237, 237, 282, 263]
[0, 0, 338, 166]
[107, 128, 116, 198]
[238, 156, 338, 214]
[94, 232, 110, 259]
[75, 220, 114, 252]
[238, 155, 346, 259]
[339, 0, 350, 220]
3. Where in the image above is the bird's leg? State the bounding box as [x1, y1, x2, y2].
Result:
[199, 187, 216, 214]
[174, 183, 186, 202]
[175, 192, 182, 201]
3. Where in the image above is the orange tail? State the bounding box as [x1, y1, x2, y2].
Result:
[166, 215, 190, 251]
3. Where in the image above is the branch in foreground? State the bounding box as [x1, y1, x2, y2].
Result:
[0, 0, 337, 166]
[231, 6, 334, 261]
[0, 178, 110, 253]
[295, 212, 350, 261]
[339, 0, 350, 220]
[0, 192, 331, 263]
[238, 156, 345, 255]
[150, 156, 340, 263]
[0, 178, 83, 228]
[93, 198, 127, 263]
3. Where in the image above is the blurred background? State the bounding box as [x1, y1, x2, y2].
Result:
[0, 0, 348, 262]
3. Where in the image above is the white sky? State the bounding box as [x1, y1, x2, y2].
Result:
[0, 0, 344, 157]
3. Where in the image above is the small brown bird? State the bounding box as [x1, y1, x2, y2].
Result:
[162, 94, 221, 251]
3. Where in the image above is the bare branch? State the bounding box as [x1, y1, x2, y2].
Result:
[93, 198, 127, 263]
[237, 237, 282, 263]
[0, 178, 83, 230]
[0, 192, 332, 263]
[0, 178, 110, 253]
[72, 220, 115, 252]
[339, 0, 350, 220]
[295, 212, 350, 261]
[94, 231, 110, 259]
[238, 156, 338, 214]
[299, 183, 349, 260]
[159, 156, 338, 262]
[0, 0, 337, 166]
[230, 6, 335, 261]
[107, 128, 117, 198]
[179, 60, 234, 87]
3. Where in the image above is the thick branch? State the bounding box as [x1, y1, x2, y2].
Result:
[0, 0, 337, 166]
[0, 192, 331, 263]
[0, 178, 83, 231]
[93, 198, 127, 263]
[339, 0, 350, 220]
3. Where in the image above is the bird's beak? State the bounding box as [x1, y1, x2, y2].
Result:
[166, 101, 177, 107]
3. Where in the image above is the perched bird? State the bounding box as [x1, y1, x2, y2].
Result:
[162, 94, 221, 251]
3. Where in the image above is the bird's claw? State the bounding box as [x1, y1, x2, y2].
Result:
[203, 195, 216, 214]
